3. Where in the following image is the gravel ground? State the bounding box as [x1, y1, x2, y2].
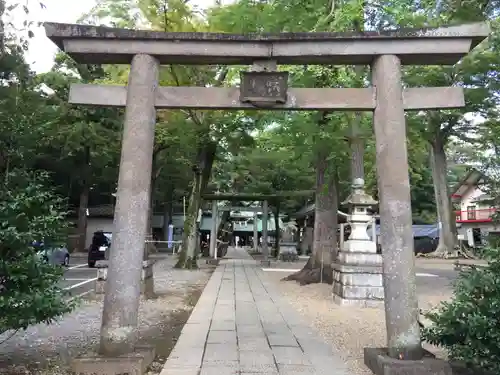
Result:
[0, 257, 213, 375]
[261, 267, 453, 375]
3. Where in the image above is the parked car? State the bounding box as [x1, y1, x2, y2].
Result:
[88, 231, 112, 268]
[37, 245, 70, 266]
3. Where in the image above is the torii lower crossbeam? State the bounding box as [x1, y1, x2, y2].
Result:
[69, 84, 464, 110]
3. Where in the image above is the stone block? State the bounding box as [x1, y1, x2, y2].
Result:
[95, 261, 155, 297]
[71, 345, 154, 375]
[344, 239, 377, 253]
[96, 260, 109, 270]
[206, 258, 220, 266]
[333, 294, 384, 308]
[333, 263, 383, 274]
[333, 270, 383, 287]
[364, 347, 454, 375]
[332, 281, 384, 300]
[279, 252, 299, 262]
[260, 260, 271, 267]
[332, 260, 384, 307]
[95, 278, 106, 294]
[337, 251, 382, 266]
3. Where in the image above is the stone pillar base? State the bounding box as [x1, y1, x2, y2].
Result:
[364, 348, 456, 375]
[332, 260, 384, 308]
[71, 345, 155, 375]
[279, 243, 299, 262]
[95, 260, 156, 299]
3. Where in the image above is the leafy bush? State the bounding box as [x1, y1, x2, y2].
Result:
[422, 248, 500, 373]
[0, 170, 76, 335]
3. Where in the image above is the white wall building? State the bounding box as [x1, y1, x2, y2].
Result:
[451, 169, 499, 246]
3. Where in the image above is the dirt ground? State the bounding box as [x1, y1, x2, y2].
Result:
[260, 265, 453, 375]
[0, 258, 214, 375]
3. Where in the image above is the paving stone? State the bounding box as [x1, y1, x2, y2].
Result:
[262, 323, 292, 335]
[203, 343, 238, 362]
[207, 330, 237, 344]
[168, 346, 204, 365]
[210, 320, 236, 331]
[238, 337, 270, 351]
[174, 333, 207, 349]
[200, 363, 239, 375]
[239, 349, 277, 373]
[236, 324, 264, 336]
[267, 334, 299, 347]
[159, 366, 200, 375]
[163, 356, 202, 368]
[271, 346, 312, 366]
[276, 364, 317, 375]
[181, 322, 211, 335]
[213, 306, 235, 313]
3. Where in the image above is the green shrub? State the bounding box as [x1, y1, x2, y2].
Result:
[0, 170, 76, 335]
[422, 248, 500, 373]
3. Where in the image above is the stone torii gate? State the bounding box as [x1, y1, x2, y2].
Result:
[44, 21, 489, 374]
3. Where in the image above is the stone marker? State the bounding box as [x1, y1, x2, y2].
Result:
[279, 223, 299, 262]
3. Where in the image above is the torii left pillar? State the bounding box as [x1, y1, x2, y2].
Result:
[99, 54, 158, 358]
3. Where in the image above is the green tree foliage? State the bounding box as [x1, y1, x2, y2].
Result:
[0, 38, 75, 333]
[0, 170, 75, 334]
[422, 249, 500, 373]
[34, 53, 123, 252]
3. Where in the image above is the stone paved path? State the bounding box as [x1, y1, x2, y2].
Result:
[160, 247, 349, 375]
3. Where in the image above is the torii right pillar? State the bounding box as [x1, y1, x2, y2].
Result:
[370, 54, 422, 361]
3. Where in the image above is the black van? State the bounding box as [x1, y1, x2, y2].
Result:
[88, 231, 111, 267]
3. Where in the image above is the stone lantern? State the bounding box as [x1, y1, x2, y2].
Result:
[332, 178, 384, 307]
[342, 178, 377, 253]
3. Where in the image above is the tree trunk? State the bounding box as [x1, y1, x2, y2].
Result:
[350, 113, 365, 182]
[76, 146, 91, 253]
[283, 151, 338, 285]
[273, 202, 280, 257]
[429, 137, 457, 256]
[175, 142, 217, 269]
[76, 182, 90, 253]
[175, 171, 203, 269]
[0, 0, 5, 54]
